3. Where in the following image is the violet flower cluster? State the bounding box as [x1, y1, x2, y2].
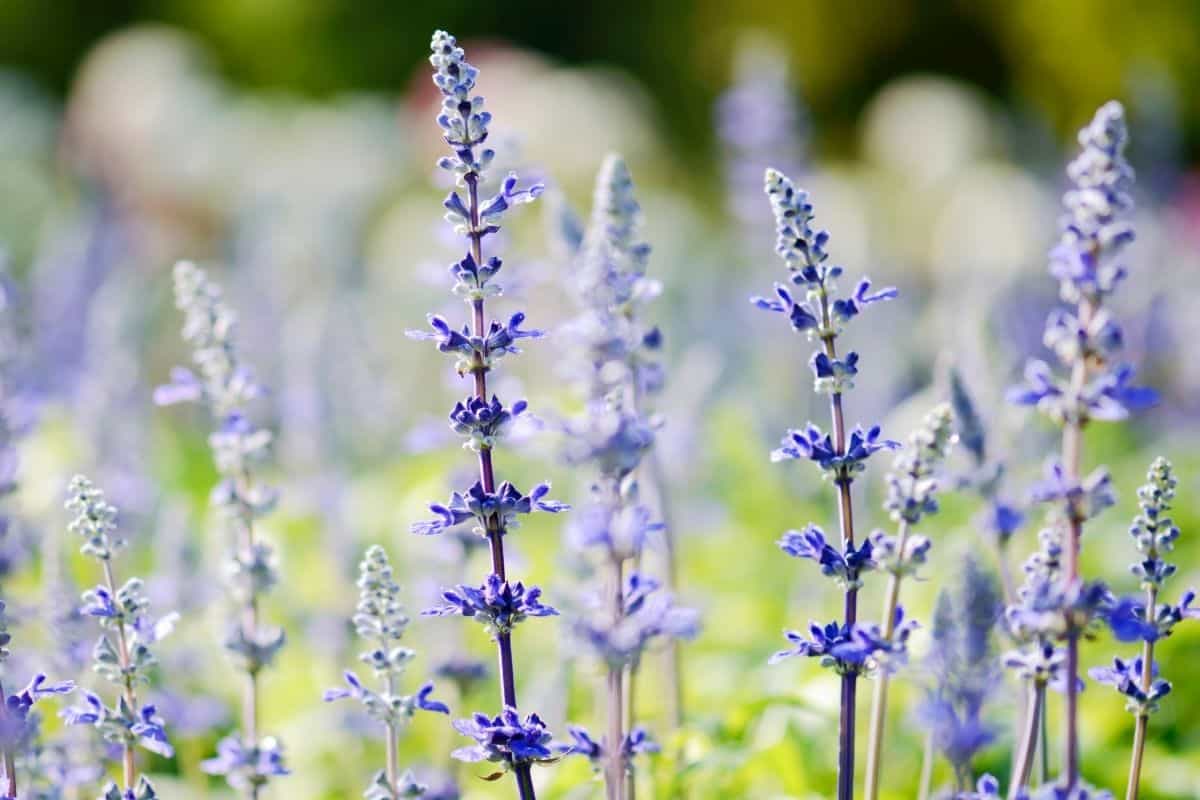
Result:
[1003, 101, 1156, 799]
[916, 557, 1002, 795]
[752, 166, 896, 800]
[325, 545, 449, 799]
[156, 262, 288, 796]
[862, 404, 956, 799]
[560, 154, 697, 798]
[1088, 458, 1194, 799]
[60, 476, 171, 800]
[1, 602, 74, 800]
[949, 368, 1026, 599]
[409, 30, 563, 800]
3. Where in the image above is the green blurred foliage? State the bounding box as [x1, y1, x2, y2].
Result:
[2, 0, 1198, 163]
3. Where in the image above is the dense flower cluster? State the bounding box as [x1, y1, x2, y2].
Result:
[752, 165, 897, 800]
[61, 476, 173, 800]
[415, 31, 561, 799]
[451, 709, 557, 772]
[1003, 101, 1159, 799]
[1087, 456, 1194, 796]
[1007, 102, 1156, 426]
[325, 546, 448, 798]
[157, 262, 288, 794]
[917, 558, 1002, 789]
[425, 574, 558, 637]
[559, 154, 695, 797]
[0, 28, 1195, 800]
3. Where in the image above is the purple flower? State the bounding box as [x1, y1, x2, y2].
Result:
[573, 573, 699, 667]
[411, 481, 568, 537]
[201, 735, 290, 790]
[771, 423, 898, 483]
[425, 574, 558, 637]
[560, 725, 660, 772]
[771, 620, 863, 674]
[1028, 461, 1115, 521]
[449, 395, 528, 451]
[1089, 656, 1170, 715]
[778, 525, 874, 589]
[451, 707, 557, 769]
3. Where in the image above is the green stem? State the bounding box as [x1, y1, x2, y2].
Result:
[102, 558, 139, 791]
[1, 679, 17, 799]
[1125, 585, 1157, 800]
[917, 731, 934, 800]
[864, 523, 909, 800]
[1008, 682, 1045, 799]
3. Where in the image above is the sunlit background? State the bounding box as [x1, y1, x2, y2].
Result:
[1, 1, 1199, 798]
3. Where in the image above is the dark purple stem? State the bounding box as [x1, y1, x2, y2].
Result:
[464, 170, 535, 800]
[822, 309, 857, 800]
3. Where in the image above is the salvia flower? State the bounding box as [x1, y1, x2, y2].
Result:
[716, 35, 808, 228]
[200, 736, 288, 792]
[1091, 458, 1193, 796]
[916, 558, 1001, 789]
[882, 405, 956, 525]
[1088, 657, 1170, 716]
[419, 32, 558, 799]
[448, 396, 528, 452]
[778, 525, 874, 590]
[157, 262, 288, 793]
[1, 673, 74, 753]
[560, 153, 694, 796]
[425, 574, 558, 638]
[325, 545, 448, 798]
[770, 621, 866, 676]
[2, 602, 74, 800]
[1127, 457, 1181, 591]
[571, 573, 698, 669]
[862, 406, 956, 799]
[753, 167, 897, 800]
[413, 481, 566, 539]
[450, 708, 557, 773]
[561, 725, 660, 775]
[61, 476, 173, 798]
[1006, 101, 1157, 794]
[770, 423, 898, 484]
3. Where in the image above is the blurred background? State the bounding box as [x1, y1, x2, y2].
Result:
[1, 1, 1198, 798]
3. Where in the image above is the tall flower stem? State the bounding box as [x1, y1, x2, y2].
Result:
[1038, 692, 1050, 784]
[756, 167, 897, 800]
[0, 680, 16, 799]
[1009, 682, 1046, 799]
[917, 731, 934, 800]
[100, 558, 140, 791]
[1125, 585, 1157, 800]
[822, 306, 859, 800]
[235, 472, 262, 800]
[1059, 297, 1093, 791]
[606, 557, 627, 800]
[384, 665, 401, 793]
[464, 168, 535, 800]
[864, 521, 908, 800]
[649, 455, 685, 729]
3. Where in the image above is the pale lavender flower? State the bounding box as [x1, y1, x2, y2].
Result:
[157, 262, 287, 794]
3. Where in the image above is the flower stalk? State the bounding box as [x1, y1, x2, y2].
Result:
[558, 154, 696, 799]
[157, 262, 289, 796]
[754, 167, 898, 800]
[413, 31, 567, 799]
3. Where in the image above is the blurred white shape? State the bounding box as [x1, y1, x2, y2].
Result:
[862, 76, 996, 185]
[930, 163, 1055, 282]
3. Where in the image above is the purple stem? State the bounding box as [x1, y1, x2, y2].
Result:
[465, 171, 535, 800]
[821, 306, 858, 800]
